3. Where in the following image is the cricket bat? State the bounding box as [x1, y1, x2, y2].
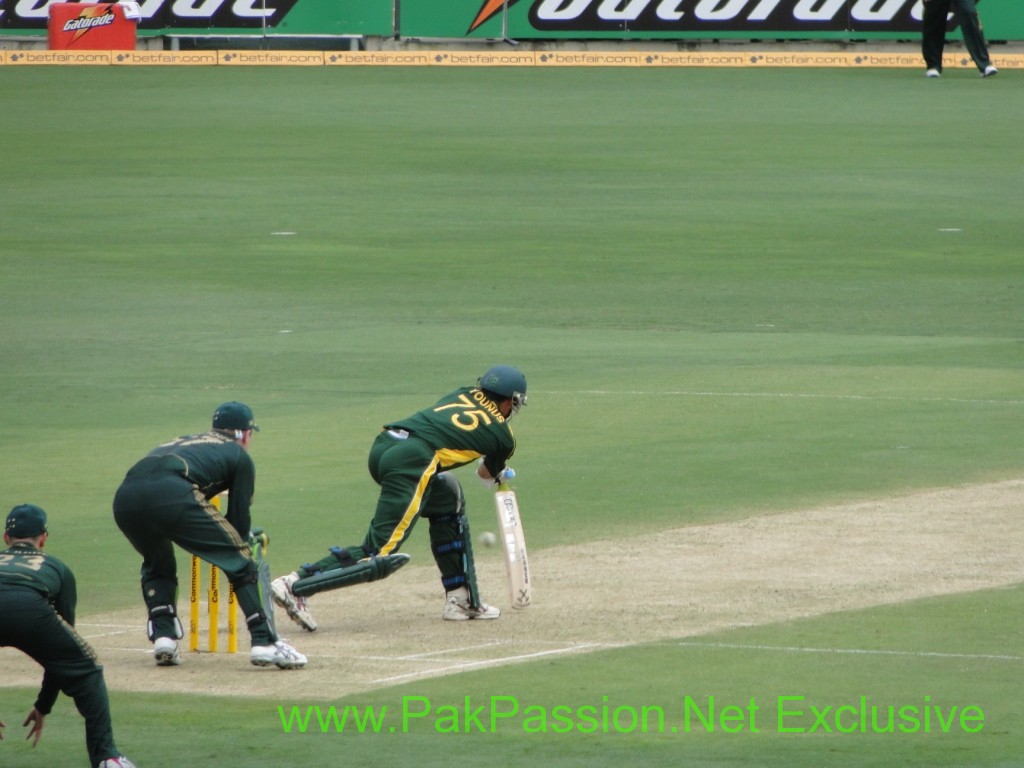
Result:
[495, 477, 531, 609]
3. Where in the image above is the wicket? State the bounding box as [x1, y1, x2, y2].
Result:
[188, 495, 238, 653]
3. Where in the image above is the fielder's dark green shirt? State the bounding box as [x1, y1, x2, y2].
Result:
[0, 542, 77, 624]
[386, 386, 516, 477]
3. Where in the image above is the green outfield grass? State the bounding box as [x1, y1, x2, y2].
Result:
[1, 66, 1021, 766]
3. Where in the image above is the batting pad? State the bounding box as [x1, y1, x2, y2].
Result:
[291, 553, 411, 597]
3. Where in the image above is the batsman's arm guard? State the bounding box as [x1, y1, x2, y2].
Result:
[291, 553, 411, 598]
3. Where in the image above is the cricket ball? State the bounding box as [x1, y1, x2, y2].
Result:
[479, 531, 498, 548]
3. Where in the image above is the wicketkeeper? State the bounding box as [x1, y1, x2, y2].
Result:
[112, 402, 306, 669]
[272, 365, 527, 630]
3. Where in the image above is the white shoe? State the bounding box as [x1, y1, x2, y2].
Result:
[442, 594, 500, 621]
[925, 68, 940, 78]
[98, 757, 137, 768]
[271, 572, 318, 632]
[251, 639, 307, 669]
[153, 637, 180, 666]
[982, 65, 998, 78]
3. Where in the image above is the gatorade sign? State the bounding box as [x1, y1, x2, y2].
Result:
[5, 0, 300, 29]
[48, 3, 136, 48]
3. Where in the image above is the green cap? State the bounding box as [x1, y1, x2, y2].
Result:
[212, 401, 260, 432]
[6, 504, 48, 538]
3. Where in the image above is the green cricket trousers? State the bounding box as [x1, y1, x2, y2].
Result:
[0, 586, 119, 766]
[113, 460, 275, 646]
[302, 431, 471, 591]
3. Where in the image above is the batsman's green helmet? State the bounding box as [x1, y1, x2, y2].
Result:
[478, 365, 527, 401]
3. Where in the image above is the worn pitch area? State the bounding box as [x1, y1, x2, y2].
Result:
[3, 480, 1022, 698]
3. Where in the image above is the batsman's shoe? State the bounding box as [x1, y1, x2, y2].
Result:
[153, 637, 180, 666]
[98, 757, 137, 768]
[982, 65, 998, 78]
[442, 595, 501, 621]
[271, 572, 318, 632]
[250, 639, 308, 669]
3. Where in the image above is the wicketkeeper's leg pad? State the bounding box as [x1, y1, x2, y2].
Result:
[147, 604, 183, 641]
[291, 553, 412, 597]
[141, 574, 182, 640]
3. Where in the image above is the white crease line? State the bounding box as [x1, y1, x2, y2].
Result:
[77, 624, 140, 640]
[388, 642, 509, 661]
[357, 655, 485, 666]
[354, 643, 511, 664]
[673, 642, 1022, 662]
[370, 643, 607, 685]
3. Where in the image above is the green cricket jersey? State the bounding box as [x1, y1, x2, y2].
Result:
[123, 430, 256, 538]
[386, 386, 516, 477]
[0, 542, 77, 624]
[0, 542, 85, 716]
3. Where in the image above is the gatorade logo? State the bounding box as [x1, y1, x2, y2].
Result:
[5, 0, 301, 29]
[469, 0, 928, 33]
[63, 7, 116, 44]
[469, 0, 519, 33]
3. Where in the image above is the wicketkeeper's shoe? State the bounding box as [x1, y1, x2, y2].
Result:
[98, 757, 137, 768]
[925, 68, 940, 78]
[153, 636, 180, 666]
[982, 65, 998, 78]
[250, 639, 308, 669]
[271, 572, 318, 632]
[442, 594, 501, 621]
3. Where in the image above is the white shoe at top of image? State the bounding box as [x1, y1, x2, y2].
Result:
[270, 572, 318, 632]
[982, 65, 998, 77]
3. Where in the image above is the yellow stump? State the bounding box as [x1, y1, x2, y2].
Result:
[186, 493, 238, 653]
[227, 582, 238, 653]
[209, 565, 220, 653]
[189, 554, 200, 652]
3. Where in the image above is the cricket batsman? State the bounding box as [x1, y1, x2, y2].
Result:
[272, 365, 526, 630]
